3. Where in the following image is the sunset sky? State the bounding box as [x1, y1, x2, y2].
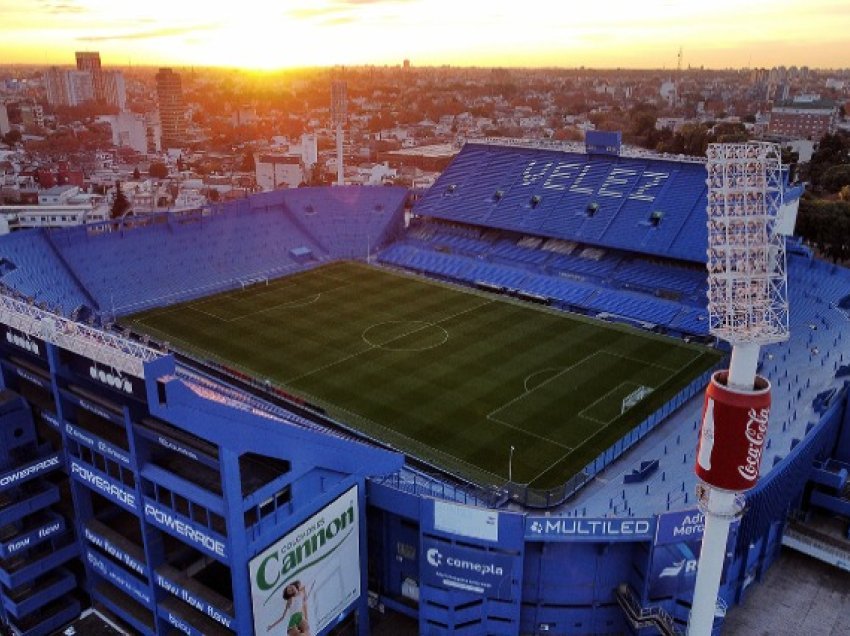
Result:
[1, 0, 849, 70]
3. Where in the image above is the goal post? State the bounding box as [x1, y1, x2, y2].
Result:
[239, 276, 269, 290]
[621, 385, 653, 414]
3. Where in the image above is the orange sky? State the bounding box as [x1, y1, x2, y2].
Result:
[1, 0, 849, 69]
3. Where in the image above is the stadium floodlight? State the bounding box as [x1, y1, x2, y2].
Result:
[688, 143, 790, 636]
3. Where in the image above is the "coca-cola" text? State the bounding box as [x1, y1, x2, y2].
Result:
[737, 407, 770, 481]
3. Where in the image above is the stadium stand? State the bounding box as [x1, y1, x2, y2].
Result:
[415, 142, 712, 262]
[43, 186, 406, 316]
[0, 228, 93, 315]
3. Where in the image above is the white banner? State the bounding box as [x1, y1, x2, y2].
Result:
[249, 486, 360, 636]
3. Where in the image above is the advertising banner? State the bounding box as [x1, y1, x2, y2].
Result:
[433, 500, 499, 543]
[1, 325, 46, 359]
[250, 485, 360, 636]
[654, 509, 706, 546]
[696, 371, 771, 491]
[525, 516, 655, 542]
[649, 538, 702, 598]
[650, 512, 739, 599]
[421, 539, 514, 599]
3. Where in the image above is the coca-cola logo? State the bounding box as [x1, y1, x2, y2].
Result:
[738, 407, 769, 481]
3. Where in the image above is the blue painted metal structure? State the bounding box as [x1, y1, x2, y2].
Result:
[0, 164, 845, 636]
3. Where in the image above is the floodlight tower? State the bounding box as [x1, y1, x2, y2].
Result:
[688, 142, 789, 636]
[331, 79, 347, 186]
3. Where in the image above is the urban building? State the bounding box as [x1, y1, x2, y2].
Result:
[769, 99, 838, 140]
[108, 112, 154, 155]
[155, 68, 185, 149]
[75, 51, 104, 101]
[43, 67, 69, 107]
[255, 154, 303, 190]
[103, 71, 127, 111]
[0, 185, 108, 233]
[0, 103, 9, 136]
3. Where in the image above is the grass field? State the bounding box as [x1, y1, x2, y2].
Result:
[126, 261, 721, 490]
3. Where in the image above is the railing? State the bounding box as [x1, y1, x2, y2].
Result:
[615, 583, 681, 636]
[782, 523, 850, 572]
[471, 136, 708, 164]
[0, 293, 162, 378]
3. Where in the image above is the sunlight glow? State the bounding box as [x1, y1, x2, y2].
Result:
[0, 0, 848, 68]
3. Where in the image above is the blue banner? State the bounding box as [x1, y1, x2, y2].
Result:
[0, 453, 62, 492]
[655, 509, 706, 546]
[649, 539, 702, 597]
[421, 539, 514, 599]
[84, 525, 147, 577]
[156, 571, 234, 630]
[87, 548, 153, 607]
[143, 500, 227, 560]
[70, 460, 137, 511]
[65, 423, 131, 466]
[525, 516, 656, 542]
[159, 608, 206, 636]
[0, 514, 64, 557]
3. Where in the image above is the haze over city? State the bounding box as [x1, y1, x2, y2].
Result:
[2, 0, 850, 69]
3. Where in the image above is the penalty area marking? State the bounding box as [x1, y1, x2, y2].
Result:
[523, 367, 564, 392]
[577, 381, 645, 425]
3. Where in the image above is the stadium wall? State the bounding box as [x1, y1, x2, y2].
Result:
[0, 316, 843, 636]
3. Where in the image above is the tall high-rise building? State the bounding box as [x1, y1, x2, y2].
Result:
[43, 68, 94, 107]
[75, 51, 104, 101]
[44, 67, 69, 106]
[156, 68, 185, 149]
[0, 103, 10, 136]
[66, 71, 95, 106]
[103, 70, 127, 111]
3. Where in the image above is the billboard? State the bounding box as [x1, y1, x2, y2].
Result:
[525, 516, 655, 542]
[655, 509, 705, 546]
[695, 371, 771, 491]
[250, 485, 360, 636]
[433, 500, 499, 542]
[422, 539, 514, 599]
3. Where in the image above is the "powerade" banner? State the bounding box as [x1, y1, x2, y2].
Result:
[250, 485, 361, 635]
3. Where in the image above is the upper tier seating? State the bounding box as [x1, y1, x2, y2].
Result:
[415, 143, 720, 263]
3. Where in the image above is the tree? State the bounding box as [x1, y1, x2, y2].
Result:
[111, 181, 131, 219]
[820, 164, 850, 193]
[132, 166, 141, 180]
[2, 129, 22, 146]
[239, 151, 255, 172]
[149, 162, 169, 179]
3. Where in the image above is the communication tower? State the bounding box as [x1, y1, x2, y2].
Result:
[688, 142, 789, 636]
[331, 80, 347, 186]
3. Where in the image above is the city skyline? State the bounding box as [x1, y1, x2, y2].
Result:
[1, 0, 850, 71]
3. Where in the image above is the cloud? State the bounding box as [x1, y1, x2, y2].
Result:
[78, 23, 219, 42]
[37, 0, 87, 14]
[287, 0, 413, 21]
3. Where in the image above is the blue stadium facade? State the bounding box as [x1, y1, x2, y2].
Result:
[0, 136, 849, 636]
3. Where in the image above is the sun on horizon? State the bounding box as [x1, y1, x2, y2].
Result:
[1, 0, 849, 70]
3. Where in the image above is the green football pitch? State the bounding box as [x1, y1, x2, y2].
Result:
[126, 261, 721, 490]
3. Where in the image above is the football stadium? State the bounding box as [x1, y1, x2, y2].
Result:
[0, 132, 849, 636]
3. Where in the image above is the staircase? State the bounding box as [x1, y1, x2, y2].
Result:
[615, 583, 681, 636]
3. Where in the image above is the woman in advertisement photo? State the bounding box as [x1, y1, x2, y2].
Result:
[267, 580, 311, 636]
